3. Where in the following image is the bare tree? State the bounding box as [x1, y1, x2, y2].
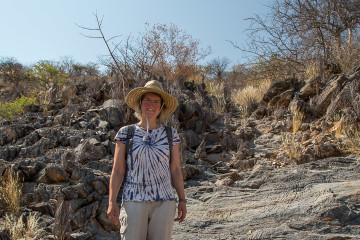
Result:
[77, 13, 129, 98]
[78, 14, 211, 93]
[205, 57, 230, 80]
[230, 0, 360, 75]
[0, 57, 27, 85]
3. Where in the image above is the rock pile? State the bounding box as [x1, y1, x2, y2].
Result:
[0, 66, 360, 239]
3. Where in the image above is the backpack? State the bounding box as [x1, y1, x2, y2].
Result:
[124, 124, 173, 171]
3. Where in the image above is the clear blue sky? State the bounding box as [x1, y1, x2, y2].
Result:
[0, 0, 269, 69]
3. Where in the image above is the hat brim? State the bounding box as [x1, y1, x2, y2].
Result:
[125, 87, 178, 119]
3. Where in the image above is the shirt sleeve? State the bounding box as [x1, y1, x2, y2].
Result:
[172, 127, 181, 146]
[114, 126, 128, 144]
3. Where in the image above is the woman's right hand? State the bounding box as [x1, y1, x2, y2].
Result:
[107, 202, 120, 226]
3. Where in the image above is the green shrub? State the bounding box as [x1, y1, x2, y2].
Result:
[0, 95, 37, 120]
[28, 61, 68, 90]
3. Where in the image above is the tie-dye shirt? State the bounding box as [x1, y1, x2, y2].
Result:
[114, 124, 180, 202]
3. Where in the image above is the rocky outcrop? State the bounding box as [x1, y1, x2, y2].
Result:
[174, 156, 360, 239]
[0, 68, 359, 239]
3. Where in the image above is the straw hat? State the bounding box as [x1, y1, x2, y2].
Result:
[125, 80, 178, 120]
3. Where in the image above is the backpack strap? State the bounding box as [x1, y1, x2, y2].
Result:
[125, 124, 135, 170]
[165, 126, 173, 162]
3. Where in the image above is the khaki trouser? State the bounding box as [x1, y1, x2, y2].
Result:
[120, 200, 176, 240]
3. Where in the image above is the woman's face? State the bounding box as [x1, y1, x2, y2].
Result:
[140, 93, 162, 120]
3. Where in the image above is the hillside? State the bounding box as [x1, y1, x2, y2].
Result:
[0, 67, 360, 239]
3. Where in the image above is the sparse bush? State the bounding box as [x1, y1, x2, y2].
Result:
[28, 61, 69, 90]
[0, 95, 38, 120]
[0, 57, 27, 84]
[0, 173, 22, 215]
[342, 123, 360, 154]
[338, 81, 360, 154]
[206, 81, 224, 99]
[211, 97, 226, 115]
[231, 80, 271, 116]
[72, 63, 99, 76]
[194, 137, 206, 160]
[53, 198, 71, 240]
[281, 133, 302, 160]
[292, 108, 304, 133]
[3, 213, 43, 239]
[233, 80, 271, 105]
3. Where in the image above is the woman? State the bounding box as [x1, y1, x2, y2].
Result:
[107, 80, 187, 240]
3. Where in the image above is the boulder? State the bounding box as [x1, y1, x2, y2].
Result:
[268, 89, 294, 108]
[101, 99, 132, 127]
[262, 78, 298, 102]
[203, 153, 229, 165]
[59, 85, 78, 105]
[314, 74, 348, 116]
[215, 171, 242, 186]
[70, 201, 99, 229]
[179, 131, 200, 149]
[75, 138, 107, 164]
[298, 76, 323, 101]
[314, 143, 342, 159]
[90, 179, 107, 196]
[232, 158, 257, 170]
[182, 164, 200, 180]
[36, 164, 69, 183]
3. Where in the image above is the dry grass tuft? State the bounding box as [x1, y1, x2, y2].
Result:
[211, 98, 227, 115]
[340, 81, 360, 154]
[53, 198, 71, 240]
[292, 108, 305, 133]
[342, 123, 360, 155]
[3, 213, 43, 239]
[0, 173, 22, 215]
[231, 80, 271, 117]
[281, 133, 302, 160]
[231, 80, 271, 105]
[206, 81, 224, 99]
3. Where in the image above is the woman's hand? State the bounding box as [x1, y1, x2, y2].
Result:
[177, 200, 187, 223]
[107, 202, 120, 226]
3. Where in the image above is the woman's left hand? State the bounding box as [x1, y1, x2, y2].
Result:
[177, 201, 187, 223]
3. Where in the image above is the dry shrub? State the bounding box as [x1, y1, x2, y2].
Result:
[281, 133, 302, 160]
[339, 81, 360, 154]
[231, 80, 271, 105]
[211, 97, 226, 115]
[231, 80, 271, 117]
[194, 137, 206, 160]
[304, 62, 320, 79]
[337, 48, 360, 74]
[292, 108, 304, 133]
[342, 123, 360, 154]
[206, 81, 224, 99]
[334, 120, 343, 139]
[0, 173, 21, 215]
[193, 73, 226, 113]
[53, 198, 71, 240]
[3, 213, 43, 239]
[273, 107, 287, 121]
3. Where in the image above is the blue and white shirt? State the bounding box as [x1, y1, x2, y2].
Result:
[114, 124, 181, 202]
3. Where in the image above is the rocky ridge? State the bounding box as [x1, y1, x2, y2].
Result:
[0, 68, 360, 239]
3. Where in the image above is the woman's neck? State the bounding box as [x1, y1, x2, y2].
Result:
[138, 119, 159, 130]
